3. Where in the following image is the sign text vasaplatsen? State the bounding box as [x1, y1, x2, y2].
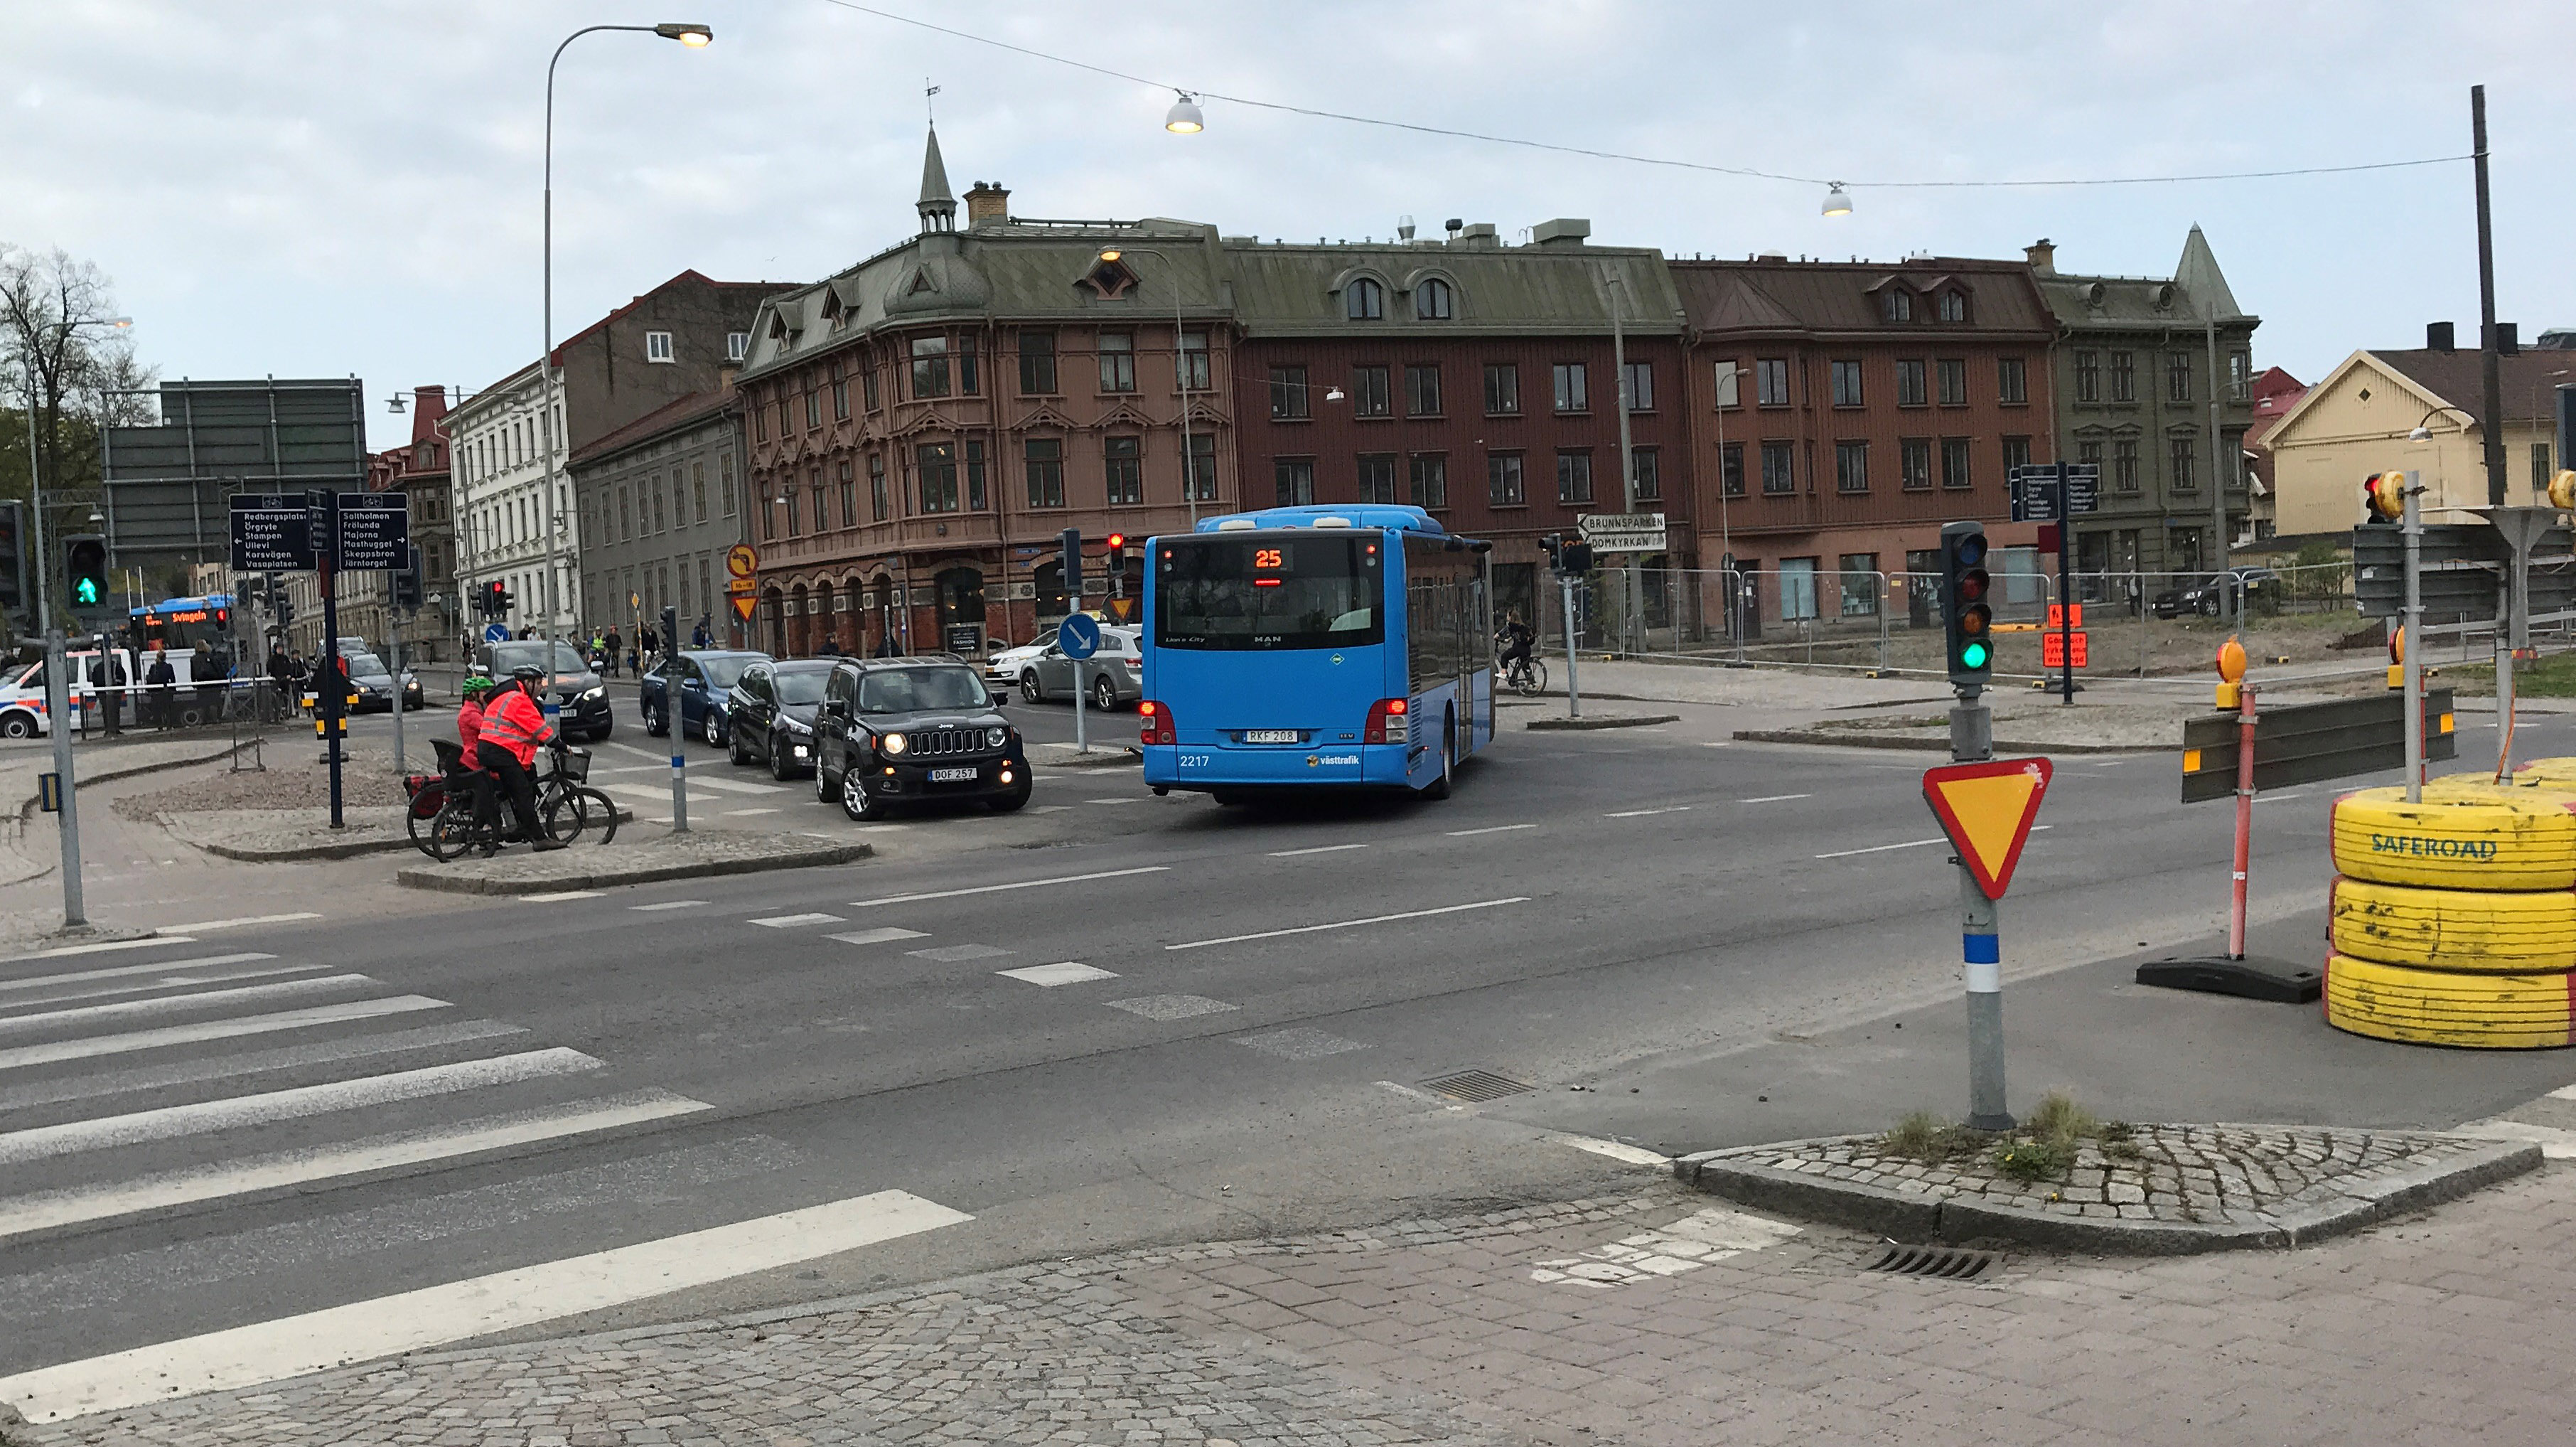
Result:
[229, 493, 312, 571]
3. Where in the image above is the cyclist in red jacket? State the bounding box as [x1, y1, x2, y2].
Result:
[478, 668, 564, 851]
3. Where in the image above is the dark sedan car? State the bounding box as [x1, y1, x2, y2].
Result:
[473, 639, 613, 742]
[813, 657, 1031, 821]
[726, 658, 836, 780]
[345, 651, 424, 712]
[2150, 567, 2282, 619]
[642, 649, 766, 743]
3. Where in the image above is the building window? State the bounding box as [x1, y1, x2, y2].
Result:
[1896, 360, 1927, 407]
[1179, 331, 1211, 391]
[1409, 454, 1448, 509]
[1760, 441, 1795, 495]
[1405, 363, 1442, 417]
[2110, 351, 2136, 402]
[1623, 361, 1654, 412]
[837, 459, 856, 525]
[1275, 458, 1315, 506]
[2002, 437, 2032, 474]
[1352, 365, 1392, 417]
[1416, 277, 1454, 320]
[1488, 454, 1525, 506]
[1630, 447, 1660, 502]
[645, 331, 674, 363]
[1024, 438, 1063, 508]
[1998, 357, 2028, 405]
[1346, 277, 1384, 321]
[911, 336, 951, 398]
[726, 331, 748, 363]
[1553, 362, 1589, 413]
[1358, 452, 1398, 504]
[964, 439, 988, 510]
[2229, 351, 2252, 402]
[832, 368, 850, 420]
[1941, 438, 1972, 490]
[2074, 351, 2100, 403]
[1756, 358, 1791, 406]
[1484, 363, 1520, 415]
[1721, 442, 1745, 498]
[805, 388, 822, 430]
[862, 367, 880, 411]
[917, 442, 959, 512]
[2111, 439, 2137, 493]
[870, 453, 889, 518]
[1186, 432, 1218, 501]
[1270, 365, 1310, 420]
[1835, 440, 1869, 493]
[1840, 553, 1882, 615]
[782, 485, 800, 536]
[1938, 290, 1967, 323]
[752, 401, 767, 442]
[1937, 358, 1968, 407]
[1105, 436, 1142, 504]
[1018, 330, 1056, 395]
[1098, 333, 1136, 392]
[1556, 450, 1593, 503]
[2167, 352, 2191, 404]
[1882, 289, 1912, 323]
[1780, 558, 1820, 620]
[2535, 442, 2555, 494]
[722, 455, 737, 516]
[811, 471, 828, 532]
[1901, 438, 1932, 490]
[2170, 435, 2197, 491]
[1831, 360, 1864, 407]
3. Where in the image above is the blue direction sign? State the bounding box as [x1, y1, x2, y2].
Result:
[483, 623, 510, 643]
[1058, 612, 1101, 660]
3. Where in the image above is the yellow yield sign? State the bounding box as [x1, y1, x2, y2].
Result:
[1921, 758, 2054, 900]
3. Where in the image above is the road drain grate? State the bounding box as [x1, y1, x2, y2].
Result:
[1422, 1069, 1535, 1102]
[1863, 1244, 1995, 1280]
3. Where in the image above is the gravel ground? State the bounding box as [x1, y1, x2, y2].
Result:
[112, 748, 415, 819]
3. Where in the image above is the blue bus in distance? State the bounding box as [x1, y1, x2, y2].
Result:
[1139, 505, 1494, 801]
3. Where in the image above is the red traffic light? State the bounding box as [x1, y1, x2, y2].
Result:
[1106, 533, 1127, 550]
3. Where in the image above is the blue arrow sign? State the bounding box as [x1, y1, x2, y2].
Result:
[1058, 612, 1101, 660]
[483, 623, 510, 643]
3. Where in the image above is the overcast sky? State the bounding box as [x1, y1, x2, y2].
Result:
[7, 1, 2570, 450]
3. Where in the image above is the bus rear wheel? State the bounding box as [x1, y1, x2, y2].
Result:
[1422, 709, 1454, 800]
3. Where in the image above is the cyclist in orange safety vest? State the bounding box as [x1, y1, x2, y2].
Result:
[478, 667, 564, 851]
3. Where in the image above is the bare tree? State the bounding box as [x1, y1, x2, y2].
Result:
[0, 242, 156, 510]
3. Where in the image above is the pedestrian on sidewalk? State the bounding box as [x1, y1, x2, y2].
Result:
[692, 616, 710, 649]
[144, 646, 177, 730]
[89, 649, 127, 735]
[265, 642, 296, 722]
[190, 639, 224, 723]
[604, 626, 622, 678]
[640, 624, 659, 661]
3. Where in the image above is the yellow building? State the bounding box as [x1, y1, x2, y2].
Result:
[2265, 331, 2570, 540]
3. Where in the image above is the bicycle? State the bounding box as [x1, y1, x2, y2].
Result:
[1498, 650, 1547, 697]
[422, 741, 617, 861]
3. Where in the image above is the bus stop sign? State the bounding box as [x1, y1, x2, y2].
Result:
[1058, 612, 1100, 660]
[1922, 757, 2054, 899]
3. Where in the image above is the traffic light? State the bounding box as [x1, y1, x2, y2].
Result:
[1059, 527, 1084, 609]
[661, 606, 678, 654]
[1539, 534, 1562, 571]
[1940, 520, 1993, 688]
[63, 536, 108, 614]
[1558, 540, 1594, 575]
[392, 547, 423, 611]
[214, 605, 232, 634]
[2362, 472, 2406, 522]
[482, 580, 512, 617]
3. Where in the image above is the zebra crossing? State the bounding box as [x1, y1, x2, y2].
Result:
[2463, 1084, 2576, 1159]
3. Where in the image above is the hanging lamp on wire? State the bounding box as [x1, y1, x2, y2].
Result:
[1164, 91, 1204, 134]
[1822, 182, 1852, 218]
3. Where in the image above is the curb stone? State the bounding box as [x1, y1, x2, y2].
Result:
[1672, 1131, 2543, 1255]
[1526, 713, 1680, 731]
[395, 840, 871, 895]
[1729, 727, 2159, 754]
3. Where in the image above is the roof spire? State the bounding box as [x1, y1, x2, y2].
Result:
[918, 117, 956, 233]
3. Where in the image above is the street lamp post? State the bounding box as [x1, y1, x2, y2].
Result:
[1096, 246, 1204, 528]
[1714, 363, 1749, 641]
[541, 22, 711, 701]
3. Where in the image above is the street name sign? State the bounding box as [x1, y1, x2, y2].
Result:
[228, 493, 313, 571]
[333, 492, 409, 570]
[1922, 757, 2054, 899]
[1577, 512, 1668, 554]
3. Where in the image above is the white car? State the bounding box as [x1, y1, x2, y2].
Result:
[0, 660, 55, 738]
[983, 641, 1048, 694]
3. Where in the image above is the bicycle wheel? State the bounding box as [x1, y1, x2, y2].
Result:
[407, 779, 449, 858]
[426, 799, 479, 863]
[539, 788, 589, 845]
[576, 786, 619, 845]
[1531, 658, 1548, 694]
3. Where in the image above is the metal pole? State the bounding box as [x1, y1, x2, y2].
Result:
[1608, 272, 1639, 655]
[1073, 649, 1088, 753]
[45, 629, 83, 929]
[2402, 474, 2425, 803]
[670, 674, 690, 832]
[2055, 461, 2074, 703]
[2474, 85, 2507, 508]
[389, 626, 404, 772]
[1949, 683, 2005, 1128]
[2496, 570, 2516, 779]
[23, 378, 48, 637]
[2226, 679, 2256, 960]
[1560, 572, 1582, 718]
[2206, 315, 2230, 625]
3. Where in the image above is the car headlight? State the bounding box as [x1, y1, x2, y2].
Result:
[579, 685, 605, 703]
[781, 715, 812, 735]
[881, 732, 907, 755]
[986, 726, 1008, 748]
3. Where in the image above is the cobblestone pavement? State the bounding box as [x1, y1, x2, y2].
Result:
[1715, 1124, 2496, 1226]
[23, 1165, 2576, 1447]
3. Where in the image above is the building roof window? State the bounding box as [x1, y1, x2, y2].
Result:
[1346, 277, 1385, 321]
[1415, 277, 1454, 321]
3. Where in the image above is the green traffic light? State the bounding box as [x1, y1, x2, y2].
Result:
[73, 580, 100, 605]
[1960, 641, 1990, 669]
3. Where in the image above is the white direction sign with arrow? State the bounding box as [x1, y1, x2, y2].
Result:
[1577, 512, 1668, 554]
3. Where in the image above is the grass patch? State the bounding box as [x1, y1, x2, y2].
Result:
[1878, 1110, 1984, 1163]
[1984, 1091, 2127, 1184]
[1992, 1137, 2077, 1180]
[2449, 650, 2576, 699]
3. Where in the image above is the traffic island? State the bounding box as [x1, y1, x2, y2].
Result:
[1673, 1123, 2540, 1254]
[1525, 712, 1679, 731]
[395, 829, 871, 895]
[1031, 741, 1140, 769]
[158, 806, 416, 861]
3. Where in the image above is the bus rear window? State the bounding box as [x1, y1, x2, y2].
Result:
[1155, 535, 1383, 650]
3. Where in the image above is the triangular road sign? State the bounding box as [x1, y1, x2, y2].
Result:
[731, 594, 757, 623]
[1921, 757, 2054, 899]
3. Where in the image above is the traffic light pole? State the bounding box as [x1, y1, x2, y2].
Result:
[1949, 683, 2009, 1130]
[2401, 474, 2424, 803]
[317, 492, 346, 830]
[1558, 570, 1582, 720]
[43, 628, 85, 930]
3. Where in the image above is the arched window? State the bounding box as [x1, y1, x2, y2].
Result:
[1346, 277, 1384, 321]
[1415, 277, 1454, 320]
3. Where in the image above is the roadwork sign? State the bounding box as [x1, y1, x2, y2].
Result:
[1922, 757, 2054, 899]
[2041, 631, 2088, 668]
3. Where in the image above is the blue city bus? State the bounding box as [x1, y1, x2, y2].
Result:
[131, 594, 237, 656]
[1139, 505, 1493, 801]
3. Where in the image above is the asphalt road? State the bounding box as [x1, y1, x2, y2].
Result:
[4, 696, 2575, 1401]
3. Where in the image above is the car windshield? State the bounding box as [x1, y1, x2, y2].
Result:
[774, 668, 830, 706]
[857, 666, 988, 714]
[348, 653, 388, 678]
[699, 656, 753, 690]
[489, 641, 589, 674]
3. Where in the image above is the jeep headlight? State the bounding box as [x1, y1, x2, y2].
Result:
[579, 685, 604, 703]
[881, 732, 907, 755]
[986, 726, 1008, 749]
[781, 714, 812, 735]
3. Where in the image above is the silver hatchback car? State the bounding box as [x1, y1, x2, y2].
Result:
[1018, 625, 1142, 712]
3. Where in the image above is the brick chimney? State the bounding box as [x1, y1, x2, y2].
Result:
[965, 181, 1009, 230]
[2024, 239, 2056, 274]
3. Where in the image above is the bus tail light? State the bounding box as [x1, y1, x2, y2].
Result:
[1139, 700, 1176, 745]
[1364, 697, 1409, 744]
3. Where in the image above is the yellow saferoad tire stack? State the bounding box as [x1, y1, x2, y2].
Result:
[2324, 780, 2576, 1048]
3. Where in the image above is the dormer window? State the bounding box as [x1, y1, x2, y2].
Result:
[820, 291, 846, 327]
[1081, 257, 1138, 300]
[1415, 277, 1454, 320]
[1938, 290, 1968, 323]
[1346, 277, 1385, 321]
[1882, 288, 1913, 323]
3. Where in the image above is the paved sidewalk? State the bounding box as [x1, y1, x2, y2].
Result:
[26, 1163, 2576, 1446]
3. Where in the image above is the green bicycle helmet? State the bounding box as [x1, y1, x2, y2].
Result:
[460, 673, 495, 699]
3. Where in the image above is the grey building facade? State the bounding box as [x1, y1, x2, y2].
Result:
[568, 384, 751, 653]
[2032, 228, 2258, 579]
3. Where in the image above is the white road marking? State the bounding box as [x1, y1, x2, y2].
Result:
[850, 865, 1169, 908]
[997, 962, 1119, 987]
[2552, 1084, 2576, 1101]
[683, 775, 787, 796]
[1445, 823, 1536, 837]
[602, 741, 670, 762]
[1105, 994, 1240, 1020]
[1814, 837, 1945, 860]
[0, 975, 382, 1038]
[906, 944, 1013, 963]
[156, 914, 322, 934]
[0, 1047, 603, 1165]
[1699, 741, 1732, 748]
[1738, 794, 1811, 803]
[1549, 1132, 1670, 1168]
[0, 1020, 527, 1114]
[1166, 897, 1530, 952]
[749, 912, 844, 928]
[1267, 843, 1369, 858]
[0, 1089, 707, 1244]
[0, 953, 274, 995]
[2459, 1119, 2576, 1160]
[1084, 797, 1144, 806]
[1530, 1207, 1801, 1290]
[1028, 805, 1073, 814]
[628, 899, 708, 912]
[0, 1187, 970, 1422]
[1, 961, 331, 1013]
[2, 936, 196, 964]
[829, 927, 929, 946]
[0, 995, 451, 1074]
[725, 807, 781, 816]
[517, 891, 603, 903]
[1605, 806, 1690, 818]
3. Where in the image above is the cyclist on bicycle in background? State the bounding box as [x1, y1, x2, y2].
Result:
[480, 667, 565, 853]
[1497, 612, 1536, 689]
